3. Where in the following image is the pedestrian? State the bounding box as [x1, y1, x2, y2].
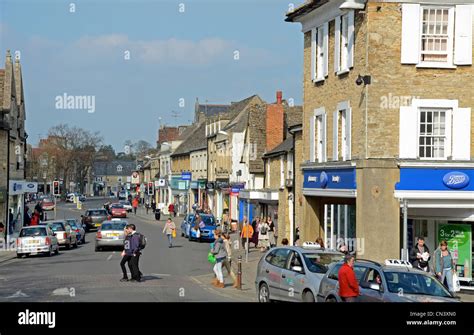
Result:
[434, 240, 456, 294]
[121, 224, 142, 282]
[240, 216, 253, 251]
[211, 229, 227, 288]
[281, 238, 289, 246]
[315, 237, 325, 249]
[24, 206, 31, 226]
[338, 254, 360, 302]
[120, 227, 132, 282]
[339, 243, 349, 255]
[251, 217, 260, 248]
[267, 216, 277, 248]
[258, 219, 270, 252]
[8, 209, 14, 235]
[30, 209, 40, 226]
[294, 226, 300, 246]
[151, 199, 157, 213]
[222, 233, 239, 288]
[132, 197, 139, 215]
[145, 198, 150, 214]
[410, 237, 430, 272]
[168, 203, 175, 217]
[174, 202, 178, 217]
[162, 218, 176, 248]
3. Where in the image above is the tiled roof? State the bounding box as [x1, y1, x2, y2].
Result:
[93, 160, 137, 176]
[171, 122, 207, 156]
[196, 104, 231, 117]
[264, 137, 293, 157]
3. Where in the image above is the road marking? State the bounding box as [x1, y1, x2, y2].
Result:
[107, 254, 113, 261]
[7, 290, 29, 298]
[52, 288, 71, 296]
[150, 273, 171, 277]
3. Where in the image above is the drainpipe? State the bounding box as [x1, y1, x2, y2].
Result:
[402, 199, 408, 261]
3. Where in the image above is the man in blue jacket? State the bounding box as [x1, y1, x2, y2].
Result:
[121, 224, 142, 282]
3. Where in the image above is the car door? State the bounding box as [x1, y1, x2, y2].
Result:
[263, 248, 291, 300]
[280, 251, 307, 302]
[48, 227, 58, 250]
[358, 267, 385, 302]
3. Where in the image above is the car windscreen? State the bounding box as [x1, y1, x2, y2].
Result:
[101, 223, 126, 231]
[303, 253, 344, 273]
[88, 210, 107, 216]
[20, 227, 47, 237]
[119, 201, 130, 205]
[50, 223, 65, 231]
[200, 216, 215, 226]
[384, 271, 452, 297]
[42, 198, 53, 203]
[111, 204, 124, 208]
[66, 221, 78, 229]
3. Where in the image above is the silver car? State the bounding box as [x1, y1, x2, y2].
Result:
[42, 220, 78, 249]
[16, 225, 60, 258]
[66, 218, 86, 244]
[255, 246, 344, 302]
[95, 220, 127, 251]
[317, 259, 459, 302]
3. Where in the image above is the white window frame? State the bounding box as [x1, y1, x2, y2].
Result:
[417, 108, 452, 160]
[334, 11, 354, 75]
[312, 108, 327, 163]
[418, 6, 455, 68]
[333, 101, 352, 161]
[311, 23, 329, 83]
[280, 156, 285, 188]
[287, 152, 293, 180]
[266, 160, 271, 188]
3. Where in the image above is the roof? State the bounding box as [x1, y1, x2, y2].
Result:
[221, 95, 265, 133]
[171, 122, 208, 156]
[93, 160, 136, 176]
[196, 103, 231, 117]
[286, 105, 303, 128]
[285, 0, 329, 22]
[263, 137, 293, 158]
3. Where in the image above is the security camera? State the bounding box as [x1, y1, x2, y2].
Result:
[356, 75, 364, 86]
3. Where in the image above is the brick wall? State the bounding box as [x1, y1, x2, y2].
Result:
[266, 99, 284, 152]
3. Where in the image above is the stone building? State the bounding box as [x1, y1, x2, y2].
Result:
[0, 50, 28, 242]
[286, 0, 474, 270]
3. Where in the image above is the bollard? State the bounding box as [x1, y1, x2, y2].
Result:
[237, 255, 242, 290]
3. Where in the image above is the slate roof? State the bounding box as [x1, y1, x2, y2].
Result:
[171, 122, 207, 156]
[222, 95, 265, 133]
[196, 104, 231, 117]
[93, 160, 137, 176]
[263, 137, 293, 158]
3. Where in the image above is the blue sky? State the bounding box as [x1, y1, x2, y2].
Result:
[0, 0, 303, 151]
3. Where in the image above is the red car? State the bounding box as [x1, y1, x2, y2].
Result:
[40, 197, 55, 211]
[110, 203, 127, 218]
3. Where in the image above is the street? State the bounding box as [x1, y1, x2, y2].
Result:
[0, 198, 252, 302]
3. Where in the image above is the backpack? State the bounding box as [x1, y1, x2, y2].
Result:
[260, 224, 268, 235]
[138, 233, 147, 249]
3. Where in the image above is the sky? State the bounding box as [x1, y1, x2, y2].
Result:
[0, 0, 303, 152]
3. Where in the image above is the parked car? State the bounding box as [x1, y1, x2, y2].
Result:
[40, 220, 78, 250]
[188, 214, 216, 242]
[118, 191, 127, 200]
[317, 259, 459, 303]
[110, 203, 127, 218]
[95, 219, 128, 251]
[16, 225, 60, 258]
[81, 209, 111, 231]
[255, 245, 344, 302]
[40, 197, 55, 211]
[119, 200, 132, 212]
[66, 218, 86, 244]
[180, 214, 195, 237]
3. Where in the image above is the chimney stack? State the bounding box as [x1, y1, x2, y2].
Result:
[276, 91, 283, 104]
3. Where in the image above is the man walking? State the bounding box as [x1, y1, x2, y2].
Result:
[338, 254, 359, 302]
[121, 224, 142, 282]
[132, 197, 139, 215]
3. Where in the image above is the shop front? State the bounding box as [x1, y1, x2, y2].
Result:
[302, 166, 357, 252]
[239, 190, 279, 230]
[395, 163, 474, 288]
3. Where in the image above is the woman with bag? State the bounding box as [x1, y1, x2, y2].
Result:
[433, 240, 456, 294]
[222, 233, 239, 288]
[162, 218, 176, 248]
[210, 230, 227, 288]
[267, 216, 277, 248]
[258, 220, 270, 252]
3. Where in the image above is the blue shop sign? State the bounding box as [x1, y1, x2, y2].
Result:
[303, 168, 356, 190]
[190, 181, 199, 189]
[396, 168, 474, 191]
[181, 172, 192, 181]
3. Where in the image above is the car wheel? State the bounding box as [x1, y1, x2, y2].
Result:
[47, 246, 53, 257]
[66, 239, 71, 250]
[55, 247, 59, 255]
[95, 246, 101, 252]
[82, 236, 86, 244]
[16, 254, 22, 258]
[74, 239, 78, 248]
[326, 296, 337, 303]
[303, 290, 315, 303]
[258, 283, 271, 303]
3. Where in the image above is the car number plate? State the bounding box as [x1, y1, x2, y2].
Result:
[95, 223, 101, 227]
[28, 240, 39, 244]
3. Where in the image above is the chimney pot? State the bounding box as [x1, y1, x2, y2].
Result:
[276, 91, 283, 104]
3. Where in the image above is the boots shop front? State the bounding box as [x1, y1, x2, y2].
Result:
[395, 163, 474, 289]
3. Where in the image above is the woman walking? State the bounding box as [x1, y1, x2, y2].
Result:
[211, 230, 228, 288]
[434, 240, 456, 294]
[222, 233, 238, 288]
[258, 220, 270, 252]
[162, 218, 176, 248]
[267, 216, 277, 248]
[251, 217, 260, 248]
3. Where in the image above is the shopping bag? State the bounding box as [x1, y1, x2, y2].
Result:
[172, 229, 176, 238]
[453, 272, 461, 292]
[207, 252, 216, 264]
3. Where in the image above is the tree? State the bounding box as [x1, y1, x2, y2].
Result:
[135, 140, 153, 158]
[96, 145, 116, 161]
